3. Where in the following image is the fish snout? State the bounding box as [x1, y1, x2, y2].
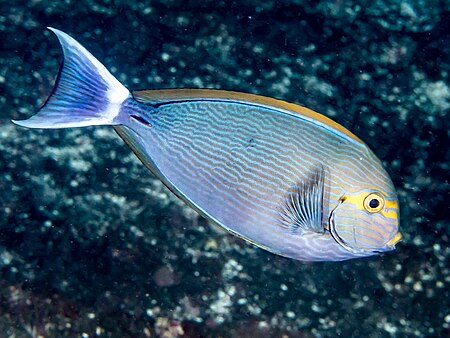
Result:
[385, 231, 402, 248]
[328, 193, 401, 255]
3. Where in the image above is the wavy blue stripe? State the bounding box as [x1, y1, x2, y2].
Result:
[156, 102, 392, 194]
[118, 97, 397, 261]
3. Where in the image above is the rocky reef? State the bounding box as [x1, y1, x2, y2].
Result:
[1, 1, 448, 337]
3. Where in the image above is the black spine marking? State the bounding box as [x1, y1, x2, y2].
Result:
[130, 114, 152, 126]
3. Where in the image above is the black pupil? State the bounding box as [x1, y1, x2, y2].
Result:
[369, 199, 380, 209]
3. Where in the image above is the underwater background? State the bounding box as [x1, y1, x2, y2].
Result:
[1, 0, 449, 337]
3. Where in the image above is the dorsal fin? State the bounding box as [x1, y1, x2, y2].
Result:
[278, 165, 326, 234]
[132, 89, 363, 144]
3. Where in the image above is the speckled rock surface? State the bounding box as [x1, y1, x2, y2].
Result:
[1, 1, 449, 337]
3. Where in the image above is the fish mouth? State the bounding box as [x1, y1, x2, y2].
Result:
[385, 232, 402, 247]
[328, 200, 402, 254]
[328, 198, 396, 255]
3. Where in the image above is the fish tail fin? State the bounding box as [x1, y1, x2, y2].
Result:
[12, 27, 130, 129]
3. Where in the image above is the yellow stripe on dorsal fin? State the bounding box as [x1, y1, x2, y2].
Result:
[132, 88, 364, 144]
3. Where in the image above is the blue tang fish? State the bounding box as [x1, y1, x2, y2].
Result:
[13, 28, 402, 262]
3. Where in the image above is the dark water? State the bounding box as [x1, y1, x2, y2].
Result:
[1, 1, 449, 337]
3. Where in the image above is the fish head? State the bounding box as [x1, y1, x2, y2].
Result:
[329, 187, 401, 254]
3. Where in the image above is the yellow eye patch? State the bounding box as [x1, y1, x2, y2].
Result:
[363, 193, 385, 213]
[340, 191, 395, 218]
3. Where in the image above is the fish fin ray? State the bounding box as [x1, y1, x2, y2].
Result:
[278, 165, 326, 235]
[12, 27, 129, 129]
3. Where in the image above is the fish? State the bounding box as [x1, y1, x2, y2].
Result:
[12, 28, 402, 262]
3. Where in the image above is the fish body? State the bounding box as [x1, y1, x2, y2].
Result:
[13, 28, 401, 261]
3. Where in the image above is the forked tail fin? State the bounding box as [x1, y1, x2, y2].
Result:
[12, 27, 130, 129]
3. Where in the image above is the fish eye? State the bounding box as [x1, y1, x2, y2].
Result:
[363, 193, 385, 213]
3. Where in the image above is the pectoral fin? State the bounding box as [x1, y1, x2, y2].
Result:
[278, 165, 326, 234]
